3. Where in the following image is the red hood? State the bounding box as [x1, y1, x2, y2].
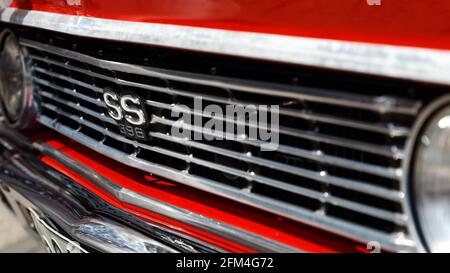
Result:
[8, 0, 450, 50]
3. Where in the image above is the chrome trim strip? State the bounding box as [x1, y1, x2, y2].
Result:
[1, 7, 450, 86]
[32, 140, 298, 253]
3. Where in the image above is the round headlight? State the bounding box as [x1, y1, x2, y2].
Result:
[411, 98, 450, 252]
[0, 30, 37, 129]
[0, 33, 24, 122]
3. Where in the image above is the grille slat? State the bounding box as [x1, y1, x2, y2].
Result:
[35, 77, 104, 106]
[34, 66, 104, 92]
[40, 91, 115, 125]
[23, 36, 422, 251]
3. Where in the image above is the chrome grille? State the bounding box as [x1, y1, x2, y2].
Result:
[21, 37, 422, 251]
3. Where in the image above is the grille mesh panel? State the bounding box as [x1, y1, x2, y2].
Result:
[20, 35, 423, 251]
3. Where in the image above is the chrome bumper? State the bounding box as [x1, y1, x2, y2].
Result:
[0, 125, 296, 253]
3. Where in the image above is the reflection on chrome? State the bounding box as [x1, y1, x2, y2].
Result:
[28, 208, 87, 253]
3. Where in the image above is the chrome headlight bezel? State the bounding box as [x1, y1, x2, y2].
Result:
[0, 29, 38, 129]
[405, 95, 450, 253]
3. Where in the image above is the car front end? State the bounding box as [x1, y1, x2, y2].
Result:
[1, 0, 450, 253]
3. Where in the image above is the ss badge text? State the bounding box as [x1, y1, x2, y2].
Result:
[103, 87, 149, 141]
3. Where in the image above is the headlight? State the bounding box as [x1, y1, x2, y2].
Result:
[0, 33, 24, 122]
[411, 98, 450, 252]
[0, 30, 38, 129]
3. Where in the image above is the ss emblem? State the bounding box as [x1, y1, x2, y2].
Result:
[103, 88, 149, 140]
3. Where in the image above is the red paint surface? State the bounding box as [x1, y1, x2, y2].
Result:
[7, 0, 450, 50]
[36, 131, 368, 253]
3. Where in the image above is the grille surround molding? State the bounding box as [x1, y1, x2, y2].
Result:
[20, 37, 423, 252]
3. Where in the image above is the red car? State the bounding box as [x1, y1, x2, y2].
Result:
[0, 0, 449, 253]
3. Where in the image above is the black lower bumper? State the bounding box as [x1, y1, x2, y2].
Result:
[0, 126, 218, 253]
